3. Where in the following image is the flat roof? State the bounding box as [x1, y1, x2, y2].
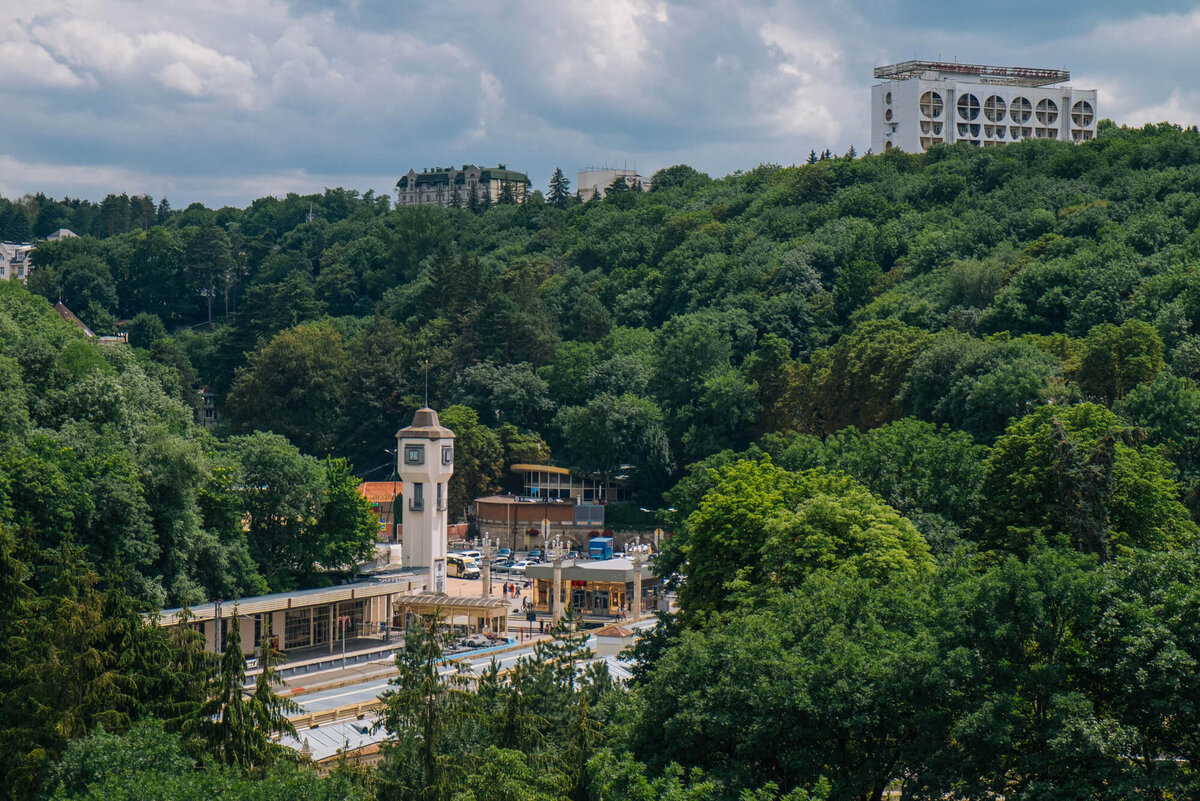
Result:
[874, 60, 1069, 87]
[511, 463, 571, 475]
[156, 572, 427, 626]
[525, 557, 655, 583]
[395, 593, 511, 611]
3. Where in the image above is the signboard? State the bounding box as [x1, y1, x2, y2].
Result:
[434, 558, 446, 594]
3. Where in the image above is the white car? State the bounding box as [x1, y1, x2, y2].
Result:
[509, 560, 534, 576]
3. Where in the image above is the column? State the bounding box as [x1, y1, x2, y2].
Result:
[631, 547, 644, 623]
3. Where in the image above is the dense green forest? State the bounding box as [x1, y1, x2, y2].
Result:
[8, 121, 1200, 798]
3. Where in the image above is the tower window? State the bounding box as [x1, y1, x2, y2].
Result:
[437, 483, 445, 510]
[410, 482, 424, 511]
[404, 445, 425, 465]
[442, 445, 453, 465]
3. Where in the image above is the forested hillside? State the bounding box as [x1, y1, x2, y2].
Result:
[8, 122, 1200, 798]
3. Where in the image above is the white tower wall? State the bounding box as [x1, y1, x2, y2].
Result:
[396, 408, 455, 593]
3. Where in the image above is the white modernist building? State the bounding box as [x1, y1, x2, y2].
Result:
[871, 61, 1097, 153]
[577, 167, 647, 200]
[397, 407, 455, 593]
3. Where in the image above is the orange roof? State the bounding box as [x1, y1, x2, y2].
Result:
[358, 481, 401, 504]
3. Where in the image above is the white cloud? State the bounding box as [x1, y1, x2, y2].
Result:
[0, 0, 1197, 206]
[0, 39, 85, 89]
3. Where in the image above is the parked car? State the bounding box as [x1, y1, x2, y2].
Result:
[527, 549, 543, 562]
[509, 560, 534, 576]
[492, 558, 514, 571]
[460, 634, 491, 649]
[497, 548, 512, 559]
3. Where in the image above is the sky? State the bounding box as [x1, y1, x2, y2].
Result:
[2, 0, 1199, 208]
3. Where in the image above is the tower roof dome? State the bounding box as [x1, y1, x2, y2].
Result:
[396, 407, 456, 440]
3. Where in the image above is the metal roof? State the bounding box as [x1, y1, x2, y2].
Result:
[874, 60, 1070, 87]
[156, 573, 427, 626]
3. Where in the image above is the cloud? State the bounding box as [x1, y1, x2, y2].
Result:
[0, 0, 1196, 206]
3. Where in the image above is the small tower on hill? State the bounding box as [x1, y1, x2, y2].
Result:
[396, 408, 455, 593]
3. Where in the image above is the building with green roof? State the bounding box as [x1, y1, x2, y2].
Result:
[395, 164, 530, 207]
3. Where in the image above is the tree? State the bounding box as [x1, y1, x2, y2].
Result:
[979, 403, 1197, 558]
[1076, 320, 1165, 405]
[379, 613, 474, 801]
[187, 608, 298, 768]
[632, 574, 937, 800]
[548, 168, 571, 209]
[223, 432, 326, 590]
[438, 405, 503, 521]
[312, 456, 384, 570]
[555, 393, 672, 503]
[225, 323, 349, 457]
[185, 224, 235, 325]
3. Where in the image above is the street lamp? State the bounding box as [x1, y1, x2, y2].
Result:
[384, 449, 401, 544]
[338, 614, 352, 667]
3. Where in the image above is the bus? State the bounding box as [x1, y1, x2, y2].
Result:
[447, 554, 480, 579]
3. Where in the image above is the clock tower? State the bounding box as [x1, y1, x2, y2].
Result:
[396, 407, 455, 593]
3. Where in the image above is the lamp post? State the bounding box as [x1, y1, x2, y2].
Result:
[384, 448, 400, 544]
[479, 534, 497, 599]
[548, 537, 567, 629]
[339, 614, 351, 667]
[630, 539, 649, 622]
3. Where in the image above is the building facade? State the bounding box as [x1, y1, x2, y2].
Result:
[576, 167, 648, 200]
[871, 60, 1097, 153]
[395, 165, 529, 207]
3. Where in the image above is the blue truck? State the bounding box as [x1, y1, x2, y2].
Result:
[588, 536, 614, 560]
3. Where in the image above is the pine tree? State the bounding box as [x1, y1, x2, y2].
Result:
[449, 184, 463, 209]
[820, 148, 832, 160]
[806, 149, 818, 165]
[156, 197, 171, 224]
[478, 188, 493, 214]
[548, 168, 571, 209]
[467, 187, 480, 214]
[498, 181, 517, 205]
[845, 144, 857, 158]
[379, 613, 473, 801]
[187, 607, 297, 768]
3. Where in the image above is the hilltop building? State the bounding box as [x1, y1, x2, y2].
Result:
[577, 167, 647, 199]
[871, 60, 1097, 153]
[395, 165, 529, 207]
[1, 228, 76, 283]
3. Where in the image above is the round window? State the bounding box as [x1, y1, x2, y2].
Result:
[919, 91, 944, 119]
[957, 93, 980, 121]
[1071, 100, 1094, 127]
[885, 108, 893, 122]
[884, 91, 892, 104]
[1035, 98, 1058, 125]
[983, 95, 1007, 123]
[1010, 96, 1032, 123]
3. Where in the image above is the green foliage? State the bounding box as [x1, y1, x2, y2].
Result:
[980, 403, 1197, 558]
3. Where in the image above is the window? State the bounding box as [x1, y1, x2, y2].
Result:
[1035, 98, 1058, 125]
[410, 482, 424, 511]
[1071, 100, 1094, 127]
[957, 93, 980, 121]
[404, 445, 425, 465]
[284, 608, 312, 650]
[884, 108, 893, 121]
[983, 95, 1006, 122]
[884, 91, 892, 104]
[1010, 96, 1032, 123]
[436, 482, 445, 511]
[442, 445, 453, 465]
[919, 91, 943, 119]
